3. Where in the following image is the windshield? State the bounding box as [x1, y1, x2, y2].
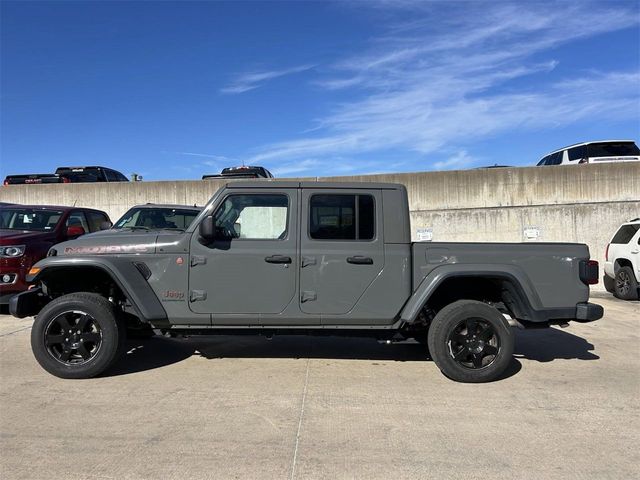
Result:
[0, 208, 64, 231]
[588, 142, 640, 158]
[114, 207, 200, 230]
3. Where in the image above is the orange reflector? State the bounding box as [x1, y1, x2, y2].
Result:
[28, 267, 41, 276]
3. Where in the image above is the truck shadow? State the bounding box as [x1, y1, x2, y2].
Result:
[513, 328, 598, 362]
[106, 327, 597, 377]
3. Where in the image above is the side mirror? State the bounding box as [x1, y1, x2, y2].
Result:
[199, 216, 214, 239]
[100, 221, 113, 230]
[66, 225, 86, 238]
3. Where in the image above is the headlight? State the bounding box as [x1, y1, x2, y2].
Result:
[0, 245, 25, 257]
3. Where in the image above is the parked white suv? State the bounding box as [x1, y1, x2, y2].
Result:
[604, 219, 640, 300]
[537, 140, 640, 166]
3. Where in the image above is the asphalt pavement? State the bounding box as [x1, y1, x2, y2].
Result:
[0, 293, 638, 480]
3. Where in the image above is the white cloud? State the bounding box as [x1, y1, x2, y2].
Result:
[220, 64, 315, 94]
[270, 159, 321, 176]
[433, 151, 475, 170]
[245, 1, 640, 170]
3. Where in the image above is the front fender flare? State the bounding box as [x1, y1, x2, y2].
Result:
[28, 256, 167, 322]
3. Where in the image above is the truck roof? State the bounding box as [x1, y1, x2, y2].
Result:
[225, 180, 405, 190]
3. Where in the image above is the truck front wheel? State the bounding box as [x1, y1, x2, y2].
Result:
[427, 300, 514, 383]
[31, 293, 126, 379]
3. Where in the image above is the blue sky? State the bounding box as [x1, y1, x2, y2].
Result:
[1, 0, 639, 180]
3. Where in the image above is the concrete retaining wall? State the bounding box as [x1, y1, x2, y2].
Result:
[2, 163, 639, 284]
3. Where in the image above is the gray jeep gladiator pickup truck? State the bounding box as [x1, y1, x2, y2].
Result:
[10, 181, 603, 382]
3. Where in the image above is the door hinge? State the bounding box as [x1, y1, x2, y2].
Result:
[190, 290, 207, 302]
[301, 291, 317, 303]
[191, 255, 207, 267]
[302, 256, 316, 268]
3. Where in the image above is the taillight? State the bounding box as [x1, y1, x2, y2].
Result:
[579, 260, 599, 285]
[605, 244, 609, 262]
[2, 180, 8, 186]
[62, 177, 71, 183]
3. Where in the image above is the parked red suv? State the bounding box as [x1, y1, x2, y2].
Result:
[0, 205, 111, 304]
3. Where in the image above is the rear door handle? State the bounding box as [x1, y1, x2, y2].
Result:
[347, 256, 373, 265]
[265, 255, 292, 264]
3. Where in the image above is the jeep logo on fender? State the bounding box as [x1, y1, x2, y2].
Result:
[162, 290, 185, 301]
[64, 244, 151, 255]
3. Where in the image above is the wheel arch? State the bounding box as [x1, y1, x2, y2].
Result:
[614, 257, 634, 272]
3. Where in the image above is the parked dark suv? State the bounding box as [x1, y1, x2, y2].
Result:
[0, 205, 111, 304]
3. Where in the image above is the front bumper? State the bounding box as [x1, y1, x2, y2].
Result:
[9, 287, 47, 318]
[575, 302, 604, 322]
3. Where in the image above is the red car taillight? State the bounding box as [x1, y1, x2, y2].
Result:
[2, 180, 8, 186]
[62, 177, 71, 183]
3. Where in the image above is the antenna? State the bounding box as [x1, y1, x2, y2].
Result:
[73, 199, 77, 207]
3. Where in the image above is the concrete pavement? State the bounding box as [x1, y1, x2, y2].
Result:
[0, 293, 638, 480]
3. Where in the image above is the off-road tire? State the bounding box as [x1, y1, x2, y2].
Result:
[427, 300, 514, 383]
[31, 293, 126, 379]
[614, 266, 639, 300]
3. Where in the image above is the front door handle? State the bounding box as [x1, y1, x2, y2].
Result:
[347, 256, 373, 265]
[265, 255, 292, 264]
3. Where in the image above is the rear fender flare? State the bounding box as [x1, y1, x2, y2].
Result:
[400, 264, 542, 323]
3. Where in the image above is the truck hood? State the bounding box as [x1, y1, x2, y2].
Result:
[53, 232, 161, 256]
[0, 229, 57, 245]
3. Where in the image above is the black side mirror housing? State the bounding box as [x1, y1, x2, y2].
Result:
[200, 215, 215, 239]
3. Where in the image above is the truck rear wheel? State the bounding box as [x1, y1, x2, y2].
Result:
[427, 300, 514, 383]
[31, 293, 126, 379]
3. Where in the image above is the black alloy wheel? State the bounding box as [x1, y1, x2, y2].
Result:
[447, 318, 500, 369]
[44, 310, 103, 365]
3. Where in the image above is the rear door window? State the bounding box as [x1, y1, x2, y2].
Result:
[309, 194, 375, 240]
